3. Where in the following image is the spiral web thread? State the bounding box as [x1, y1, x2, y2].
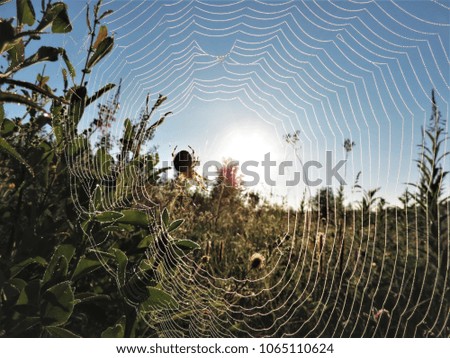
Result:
[62, 0, 449, 337]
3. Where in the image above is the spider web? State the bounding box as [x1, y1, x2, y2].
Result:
[62, 0, 449, 337]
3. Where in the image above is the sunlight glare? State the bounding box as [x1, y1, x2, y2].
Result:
[218, 125, 279, 164]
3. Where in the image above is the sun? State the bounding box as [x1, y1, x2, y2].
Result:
[218, 125, 280, 164]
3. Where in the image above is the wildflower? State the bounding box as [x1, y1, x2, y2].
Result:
[249, 253, 265, 270]
[219, 161, 240, 188]
[8, 183, 15, 190]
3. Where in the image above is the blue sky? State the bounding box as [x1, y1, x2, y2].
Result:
[2, 0, 449, 207]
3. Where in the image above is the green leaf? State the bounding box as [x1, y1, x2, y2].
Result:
[52, 124, 63, 148]
[72, 257, 102, 280]
[91, 184, 103, 211]
[93, 0, 102, 17]
[74, 292, 110, 304]
[85, 83, 115, 106]
[28, 140, 52, 168]
[16, 279, 41, 308]
[161, 208, 169, 227]
[45, 326, 80, 338]
[95, 210, 123, 223]
[0, 91, 48, 115]
[99, 225, 122, 233]
[21, 46, 60, 69]
[3, 78, 66, 103]
[116, 209, 149, 227]
[140, 287, 178, 312]
[60, 48, 75, 79]
[175, 240, 200, 252]
[113, 162, 137, 201]
[94, 147, 113, 177]
[86, 249, 115, 262]
[112, 249, 127, 286]
[49, 256, 68, 285]
[123, 118, 133, 143]
[138, 234, 156, 249]
[52, 2, 71, 33]
[167, 219, 184, 232]
[17, 0, 36, 26]
[5, 277, 26, 298]
[86, 36, 114, 71]
[10, 256, 47, 278]
[68, 86, 87, 128]
[7, 39, 25, 68]
[0, 137, 34, 176]
[62, 68, 68, 89]
[99, 9, 114, 21]
[36, 2, 71, 33]
[0, 19, 15, 54]
[101, 316, 125, 338]
[43, 244, 76, 285]
[38, 140, 54, 163]
[40, 281, 74, 326]
[68, 136, 89, 157]
[85, 4, 92, 33]
[93, 25, 108, 49]
[1, 119, 15, 136]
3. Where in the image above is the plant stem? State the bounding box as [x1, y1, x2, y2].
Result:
[80, 7, 99, 86]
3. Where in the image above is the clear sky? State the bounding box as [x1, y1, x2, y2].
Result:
[2, 0, 449, 208]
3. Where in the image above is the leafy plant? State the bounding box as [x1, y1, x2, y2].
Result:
[411, 90, 449, 274]
[0, 0, 185, 338]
